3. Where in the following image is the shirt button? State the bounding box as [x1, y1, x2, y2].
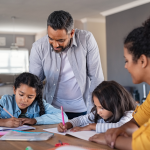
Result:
[54, 84, 55, 85]
[5, 116, 7, 118]
[57, 69, 58, 71]
[51, 96, 53, 97]
[26, 114, 28, 116]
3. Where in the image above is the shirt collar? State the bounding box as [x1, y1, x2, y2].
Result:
[13, 94, 21, 113]
[71, 30, 77, 47]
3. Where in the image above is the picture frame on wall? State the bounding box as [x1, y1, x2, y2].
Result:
[16, 37, 25, 46]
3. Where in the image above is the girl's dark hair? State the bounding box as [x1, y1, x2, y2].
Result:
[47, 10, 74, 33]
[89, 81, 136, 123]
[124, 17, 150, 62]
[14, 72, 45, 116]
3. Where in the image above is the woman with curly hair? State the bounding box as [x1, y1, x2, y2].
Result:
[0, 72, 68, 127]
[90, 17, 150, 150]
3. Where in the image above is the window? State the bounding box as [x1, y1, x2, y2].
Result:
[0, 49, 29, 73]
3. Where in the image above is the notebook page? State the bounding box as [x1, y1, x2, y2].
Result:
[43, 128, 67, 135]
[67, 130, 96, 141]
[43, 128, 97, 141]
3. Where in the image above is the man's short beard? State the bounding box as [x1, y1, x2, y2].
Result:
[51, 38, 72, 53]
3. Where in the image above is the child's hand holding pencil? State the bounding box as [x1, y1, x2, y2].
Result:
[57, 122, 73, 132]
[1, 118, 22, 128]
[57, 106, 73, 132]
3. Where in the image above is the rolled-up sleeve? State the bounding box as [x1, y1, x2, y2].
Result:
[132, 119, 150, 150]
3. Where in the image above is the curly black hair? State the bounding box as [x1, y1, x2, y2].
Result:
[89, 81, 136, 123]
[14, 72, 45, 116]
[124, 17, 150, 62]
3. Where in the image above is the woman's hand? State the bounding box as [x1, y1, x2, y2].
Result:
[104, 127, 128, 148]
[20, 118, 37, 125]
[89, 133, 107, 145]
[0, 118, 22, 127]
[57, 122, 73, 132]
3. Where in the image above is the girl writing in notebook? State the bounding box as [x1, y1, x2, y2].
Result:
[0, 72, 68, 127]
[90, 17, 150, 150]
[57, 81, 136, 133]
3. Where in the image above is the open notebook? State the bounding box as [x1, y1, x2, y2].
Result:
[43, 128, 97, 141]
[0, 125, 35, 131]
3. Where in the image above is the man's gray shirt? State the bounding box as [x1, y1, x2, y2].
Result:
[29, 29, 104, 112]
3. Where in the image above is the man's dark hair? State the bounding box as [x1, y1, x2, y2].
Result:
[47, 10, 74, 33]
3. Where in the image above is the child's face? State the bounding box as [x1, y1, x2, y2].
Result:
[13, 84, 37, 111]
[93, 95, 113, 120]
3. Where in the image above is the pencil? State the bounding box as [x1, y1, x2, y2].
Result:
[0, 104, 14, 117]
[61, 106, 65, 126]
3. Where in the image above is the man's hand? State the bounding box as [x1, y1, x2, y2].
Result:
[20, 118, 37, 125]
[89, 133, 107, 145]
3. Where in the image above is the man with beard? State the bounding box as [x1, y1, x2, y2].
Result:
[29, 10, 104, 119]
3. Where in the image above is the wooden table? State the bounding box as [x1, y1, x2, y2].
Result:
[0, 124, 115, 150]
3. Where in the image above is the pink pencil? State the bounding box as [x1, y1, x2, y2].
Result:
[61, 106, 65, 126]
[0, 104, 14, 117]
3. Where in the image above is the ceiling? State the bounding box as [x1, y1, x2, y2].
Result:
[0, 0, 146, 34]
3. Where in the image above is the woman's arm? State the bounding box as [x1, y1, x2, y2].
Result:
[105, 118, 139, 148]
[114, 136, 132, 150]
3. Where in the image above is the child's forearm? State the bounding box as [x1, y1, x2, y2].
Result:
[115, 136, 132, 150]
[66, 122, 73, 129]
[89, 123, 96, 130]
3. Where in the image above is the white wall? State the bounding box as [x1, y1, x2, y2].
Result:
[35, 30, 47, 41]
